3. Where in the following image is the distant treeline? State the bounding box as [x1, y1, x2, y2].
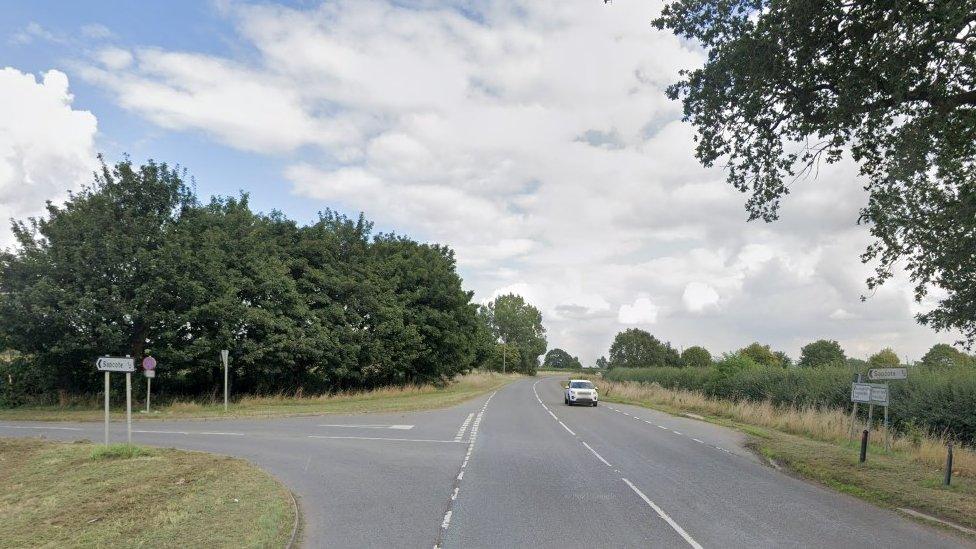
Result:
[0, 159, 493, 403]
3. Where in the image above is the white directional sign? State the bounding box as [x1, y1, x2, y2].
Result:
[96, 356, 135, 372]
[869, 384, 889, 405]
[851, 383, 872, 403]
[868, 368, 908, 381]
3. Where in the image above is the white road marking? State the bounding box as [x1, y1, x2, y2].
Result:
[0, 425, 83, 431]
[197, 431, 245, 436]
[581, 441, 612, 466]
[441, 510, 452, 529]
[558, 421, 576, 436]
[658, 425, 669, 430]
[672, 430, 682, 435]
[453, 413, 475, 442]
[622, 478, 703, 549]
[692, 438, 705, 444]
[317, 424, 414, 430]
[308, 435, 462, 443]
[548, 410, 558, 420]
[133, 429, 189, 435]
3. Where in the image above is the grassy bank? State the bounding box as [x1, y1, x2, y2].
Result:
[603, 380, 976, 532]
[0, 438, 295, 548]
[0, 371, 516, 422]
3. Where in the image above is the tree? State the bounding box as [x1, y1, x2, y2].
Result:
[478, 294, 547, 374]
[920, 343, 972, 369]
[543, 348, 583, 370]
[608, 328, 681, 368]
[485, 343, 521, 373]
[680, 346, 712, 368]
[739, 342, 786, 368]
[0, 158, 485, 399]
[595, 356, 609, 370]
[869, 348, 901, 368]
[654, 1, 976, 345]
[798, 340, 846, 368]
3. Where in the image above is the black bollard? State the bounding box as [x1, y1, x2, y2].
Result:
[859, 429, 868, 463]
[944, 442, 954, 486]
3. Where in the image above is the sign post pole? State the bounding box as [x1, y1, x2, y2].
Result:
[96, 356, 135, 445]
[146, 376, 151, 413]
[883, 381, 890, 450]
[104, 370, 110, 446]
[849, 373, 862, 439]
[125, 370, 132, 444]
[221, 350, 229, 412]
[142, 356, 157, 413]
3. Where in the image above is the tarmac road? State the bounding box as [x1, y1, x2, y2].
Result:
[1, 376, 971, 548]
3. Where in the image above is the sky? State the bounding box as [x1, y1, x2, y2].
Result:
[0, 0, 961, 364]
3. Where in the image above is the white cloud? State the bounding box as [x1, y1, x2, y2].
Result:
[683, 282, 720, 313]
[77, 0, 962, 362]
[618, 296, 660, 325]
[0, 68, 97, 249]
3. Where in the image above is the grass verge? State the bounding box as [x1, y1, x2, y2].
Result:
[0, 371, 517, 422]
[602, 380, 976, 534]
[0, 438, 294, 548]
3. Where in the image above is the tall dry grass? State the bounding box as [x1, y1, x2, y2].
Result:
[603, 379, 976, 478]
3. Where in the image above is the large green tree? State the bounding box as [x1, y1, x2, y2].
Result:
[543, 348, 583, 369]
[798, 339, 846, 368]
[680, 346, 712, 368]
[608, 328, 681, 368]
[478, 294, 547, 374]
[740, 342, 787, 368]
[920, 343, 973, 368]
[654, 1, 976, 344]
[0, 158, 483, 400]
[869, 348, 901, 368]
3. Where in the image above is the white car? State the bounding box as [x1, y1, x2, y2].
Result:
[564, 379, 598, 407]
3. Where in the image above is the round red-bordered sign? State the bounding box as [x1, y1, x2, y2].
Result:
[142, 356, 157, 371]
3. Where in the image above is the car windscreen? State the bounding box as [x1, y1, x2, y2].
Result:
[569, 381, 594, 389]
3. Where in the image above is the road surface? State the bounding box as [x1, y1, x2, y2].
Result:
[1, 376, 970, 548]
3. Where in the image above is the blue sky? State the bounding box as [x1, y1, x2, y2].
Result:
[0, 1, 959, 363]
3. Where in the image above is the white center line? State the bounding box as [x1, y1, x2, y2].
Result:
[558, 421, 576, 436]
[622, 478, 703, 549]
[692, 438, 705, 444]
[657, 425, 669, 430]
[581, 441, 612, 466]
[672, 430, 682, 435]
[133, 429, 189, 435]
[197, 431, 246, 436]
[317, 424, 414, 430]
[548, 409, 558, 420]
[453, 413, 475, 442]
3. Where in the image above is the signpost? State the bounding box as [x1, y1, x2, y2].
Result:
[96, 356, 135, 445]
[143, 356, 157, 413]
[221, 349, 229, 412]
[868, 368, 908, 380]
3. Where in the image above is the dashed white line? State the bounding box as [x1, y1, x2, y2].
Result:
[548, 410, 558, 420]
[558, 421, 576, 436]
[317, 424, 414, 430]
[581, 441, 612, 466]
[197, 431, 246, 436]
[672, 430, 682, 435]
[657, 425, 669, 430]
[692, 438, 705, 444]
[622, 478, 703, 549]
[453, 413, 475, 442]
[133, 429, 189, 435]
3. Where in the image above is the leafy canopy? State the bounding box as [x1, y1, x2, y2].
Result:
[739, 342, 788, 368]
[478, 294, 547, 374]
[608, 328, 681, 368]
[798, 339, 846, 368]
[655, 0, 976, 344]
[680, 346, 712, 368]
[0, 158, 483, 400]
[543, 348, 583, 370]
[869, 348, 901, 368]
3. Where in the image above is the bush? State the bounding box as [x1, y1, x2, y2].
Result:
[605, 363, 976, 443]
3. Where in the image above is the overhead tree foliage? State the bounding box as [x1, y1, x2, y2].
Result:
[654, 1, 976, 344]
[543, 348, 583, 370]
[798, 339, 847, 368]
[595, 356, 609, 370]
[608, 328, 681, 368]
[680, 345, 712, 368]
[478, 294, 547, 375]
[0, 158, 483, 401]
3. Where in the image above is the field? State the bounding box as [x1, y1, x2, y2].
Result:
[602, 379, 976, 532]
[0, 438, 295, 548]
[0, 371, 516, 422]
